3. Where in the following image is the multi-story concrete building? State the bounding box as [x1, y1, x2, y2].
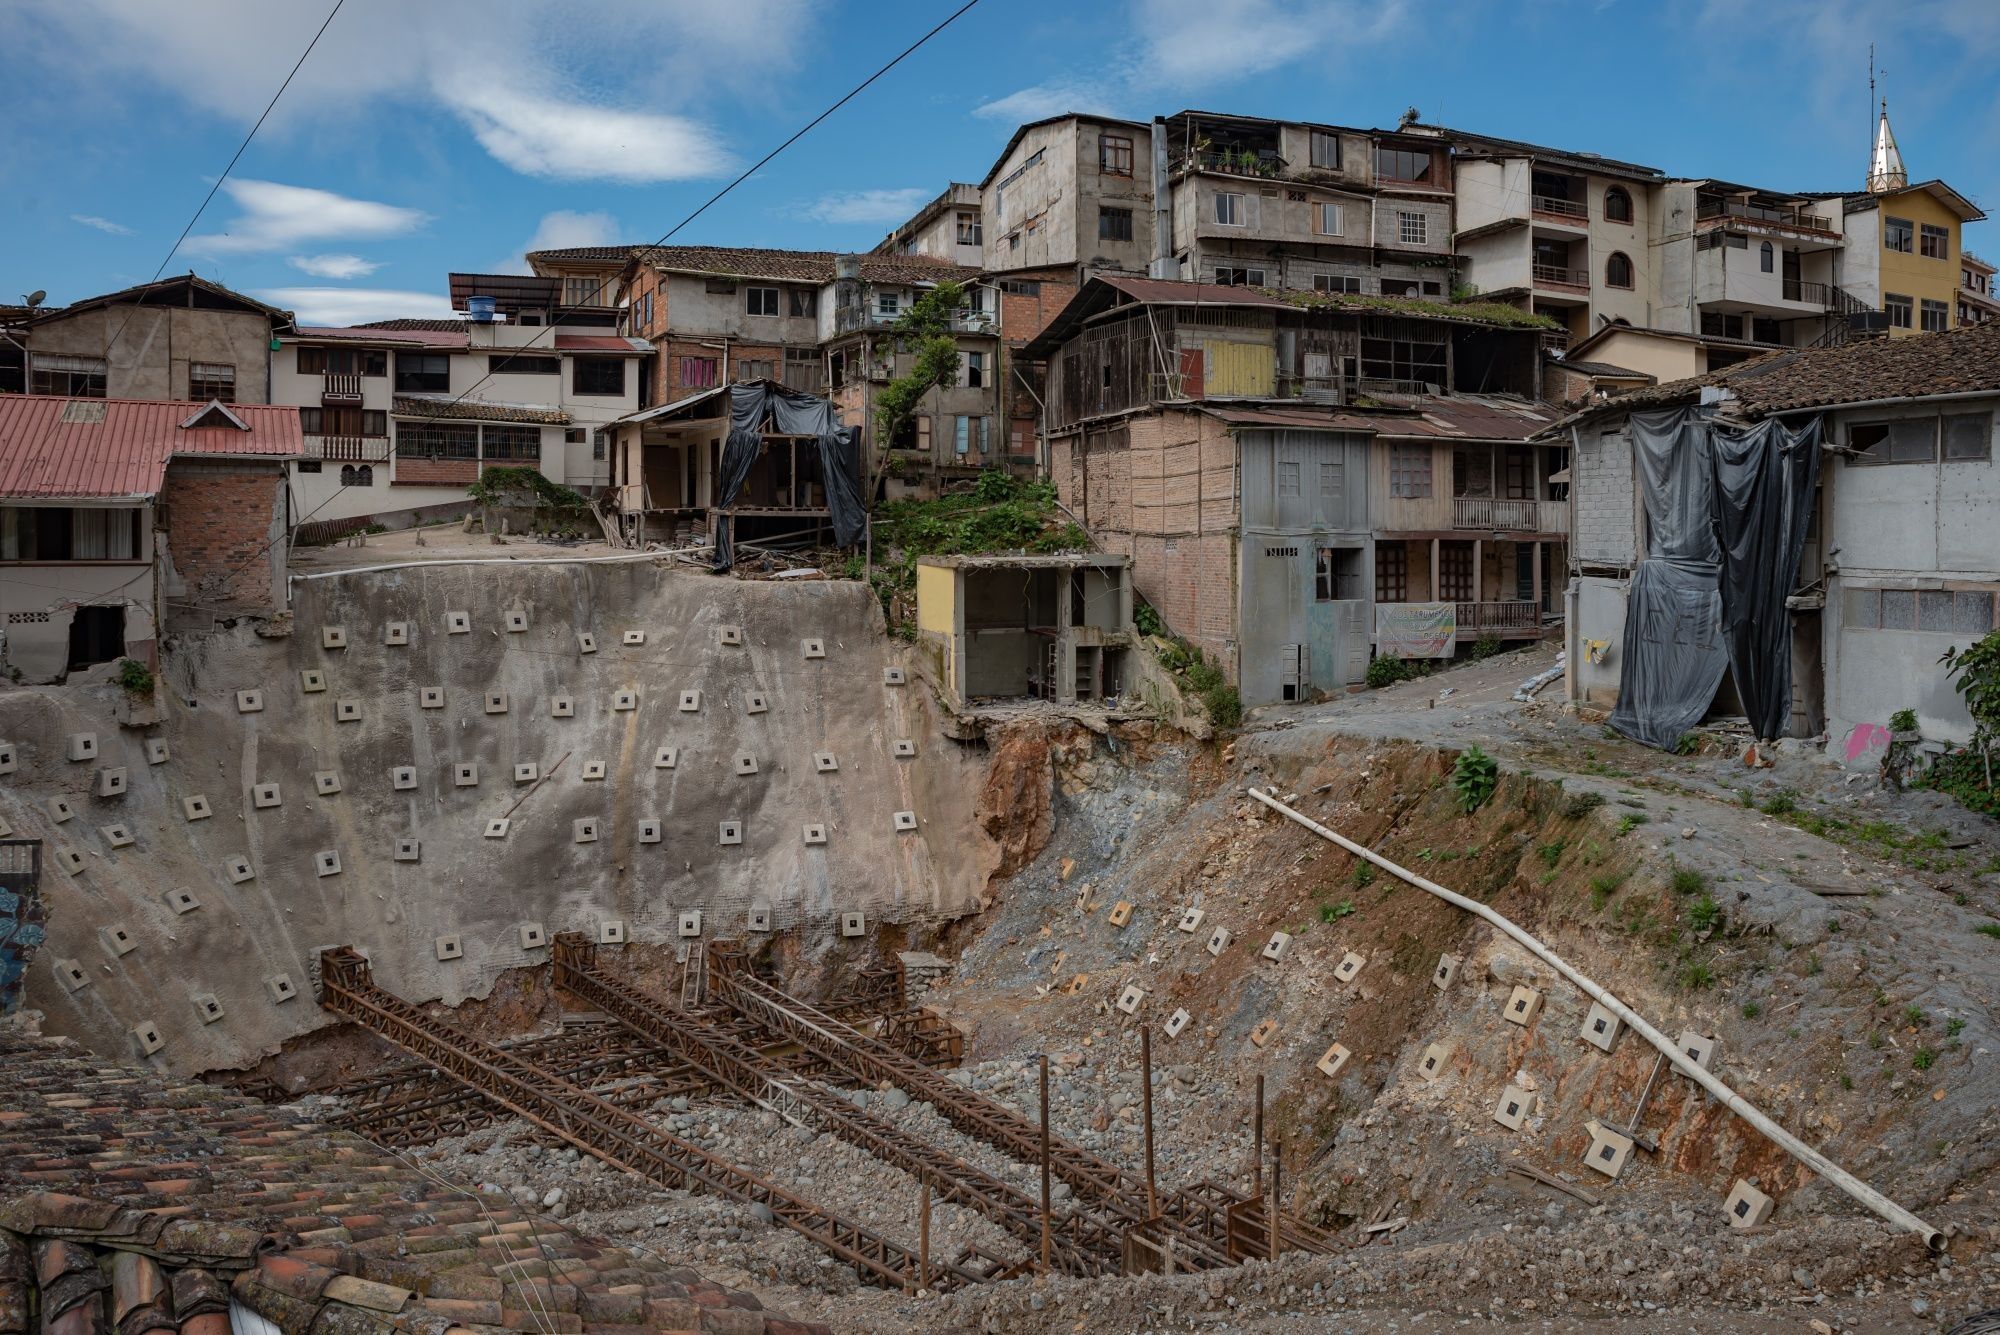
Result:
[1652, 179, 1862, 349]
[1022, 274, 1558, 706]
[1961, 252, 1999, 327]
[6, 275, 294, 405]
[1404, 124, 1664, 347]
[873, 183, 986, 268]
[980, 114, 1158, 283]
[270, 274, 648, 530]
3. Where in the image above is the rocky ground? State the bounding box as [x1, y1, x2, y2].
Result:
[324, 644, 1999, 1331]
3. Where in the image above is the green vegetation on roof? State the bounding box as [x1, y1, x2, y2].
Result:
[1270, 287, 1562, 330]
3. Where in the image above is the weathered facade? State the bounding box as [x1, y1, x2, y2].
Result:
[914, 553, 1136, 709]
[980, 114, 1157, 281]
[13, 275, 293, 405]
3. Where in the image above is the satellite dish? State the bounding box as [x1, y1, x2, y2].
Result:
[24, 291, 46, 307]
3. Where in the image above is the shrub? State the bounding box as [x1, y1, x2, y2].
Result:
[1134, 602, 1164, 637]
[1689, 894, 1722, 933]
[1365, 655, 1408, 689]
[1320, 899, 1356, 922]
[1351, 862, 1375, 888]
[1199, 679, 1243, 730]
[1615, 813, 1648, 837]
[1913, 1048, 1936, 1071]
[1468, 632, 1504, 661]
[1450, 746, 1499, 814]
[1889, 708, 1918, 734]
[1672, 732, 1699, 755]
[114, 659, 153, 696]
[1759, 792, 1797, 816]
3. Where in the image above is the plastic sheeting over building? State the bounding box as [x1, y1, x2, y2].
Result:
[713, 382, 866, 571]
[1608, 405, 1820, 748]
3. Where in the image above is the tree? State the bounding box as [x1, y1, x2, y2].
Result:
[873, 281, 965, 452]
[1940, 628, 2000, 789]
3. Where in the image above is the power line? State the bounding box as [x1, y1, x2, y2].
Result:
[209, 0, 985, 597]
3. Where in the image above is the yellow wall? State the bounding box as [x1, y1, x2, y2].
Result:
[1590, 329, 1704, 384]
[915, 562, 958, 635]
[1877, 189, 1963, 336]
[1198, 339, 1276, 397]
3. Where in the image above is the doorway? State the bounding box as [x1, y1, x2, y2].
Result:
[67, 605, 125, 670]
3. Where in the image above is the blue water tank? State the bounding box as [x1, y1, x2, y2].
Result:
[468, 295, 497, 322]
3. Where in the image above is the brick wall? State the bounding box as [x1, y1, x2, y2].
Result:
[998, 275, 1077, 347]
[159, 459, 286, 612]
[1573, 419, 1637, 568]
[393, 457, 478, 487]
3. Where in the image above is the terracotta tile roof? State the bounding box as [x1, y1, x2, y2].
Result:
[294, 325, 471, 348]
[635, 245, 977, 286]
[354, 318, 472, 332]
[0, 1027, 828, 1335]
[1576, 321, 2000, 421]
[393, 394, 571, 425]
[27, 274, 293, 326]
[0, 395, 302, 500]
[526, 245, 646, 264]
[552, 334, 651, 353]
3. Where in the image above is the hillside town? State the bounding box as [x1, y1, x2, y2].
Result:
[3, 15, 2000, 1335]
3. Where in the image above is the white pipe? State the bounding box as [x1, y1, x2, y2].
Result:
[288, 550, 671, 585]
[1246, 786, 1944, 1251]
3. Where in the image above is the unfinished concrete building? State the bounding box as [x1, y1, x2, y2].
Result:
[915, 553, 1135, 711]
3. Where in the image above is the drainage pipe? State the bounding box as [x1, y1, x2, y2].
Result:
[1246, 785, 1945, 1252]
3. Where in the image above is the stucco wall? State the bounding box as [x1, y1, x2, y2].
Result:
[1571, 419, 1640, 568]
[31, 306, 274, 403]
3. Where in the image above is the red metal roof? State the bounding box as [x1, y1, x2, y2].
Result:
[0, 395, 302, 500]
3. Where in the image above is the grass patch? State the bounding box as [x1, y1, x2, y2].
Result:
[1587, 869, 1630, 911]
[1741, 1001, 1762, 1019]
[1680, 961, 1715, 990]
[1562, 791, 1604, 819]
[1913, 1048, 1936, 1071]
[1319, 900, 1356, 923]
[1615, 812, 1649, 837]
[1975, 923, 2000, 940]
[1536, 839, 1566, 869]
[1669, 867, 1706, 896]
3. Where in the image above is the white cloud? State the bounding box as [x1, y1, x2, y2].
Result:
[71, 214, 134, 235]
[801, 187, 933, 226]
[257, 286, 460, 326]
[498, 210, 624, 274]
[288, 253, 383, 279]
[4, 0, 812, 183]
[187, 180, 428, 256]
[974, 81, 1122, 123]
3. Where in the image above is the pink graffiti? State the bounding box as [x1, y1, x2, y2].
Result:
[1843, 722, 1892, 763]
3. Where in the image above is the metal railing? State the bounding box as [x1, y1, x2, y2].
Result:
[1456, 599, 1543, 634]
[1531, 195, 1587, 220]
[301, 434, 390, 461]
[1696, 199, 1834, 232]
[321, 372, 363, 399]
[1533, 263, 1590, 289]
[1451, 496, 1542, 531]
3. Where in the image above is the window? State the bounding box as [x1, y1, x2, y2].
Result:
[1361, 334, 1446, 383]
[1603, 186, 1633, 223]
[1314, 274, 1361, 294]
[998, 278, 1040, 296]
[487, 353, 560, 375]
[481, 425, 541, 461]
[1374, 146, 1432, 184]
[953, 415, 988, 456]
[1759, 241, 1774, 273]
[1099, 134, 1134, 176]
[1944, 412, 1992, 460]
[1214, 192, 1244, 226]
[565, 428, 586, 444]
[1885, 293, 1913, 329]
[1099, 206, 1134, 241]
[1701, 311, 1746, 339]
[1752, 317, 1781, 345]
[1437, 544, 1474, 601]
[1277, 461, 1300, 497]
[638, 291, 654, 332]
[0, 506, 141, 561]
[746, 287, 779, 317]
[1422, 280, 1443, 295]
[301, 407, 386, 438]
[1397, 211, 1427, 245]
[1921, 299, 1949, 333]
[1452, 446, 1493, 498]
[955, 211, 982, 245]
[394, 353, 450, 393]
[705, 279, 739, 296]
[876, 291, 901, 318]
[561, 276, 603, 306]
[395, 421, 477, 460]
[1921, 223, 1948, 259]
[1319, 461, 1343, 498]
[592, 430, 607, 460]
[1845, 585, 1998, 634]
[1315, 202, 1344, 237]
[338, 464, 375, 487]
[1885, 216, 1914, 253]
[679, 357, 718, 388]
[297, 346, 386, 376]
[572, 357, 625, 396]
[29, 354, 107, 397]
[188, 362, 235, 402]
[964, 351, 986, 388]
[1214, 266, 1266, 286]
[788, 288, 818, 318]
[1375, 543, 1408, 601]
[1008, 232, 1021, 251]
[736, 359, 774, 383]
[1606, 252, 1634, 289]
[1309, 130, 1341, 170]
[1389, 443, 1432, 497]
[1849, 417, 1937, 464]
[1315, 548, 1363, 601]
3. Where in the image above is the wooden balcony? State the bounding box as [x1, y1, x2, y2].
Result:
[321, 372, 364, 401]
[302, 434, 391, 461]
[1451, 496, 1542, 531]
[1456, 600, 1543, 637]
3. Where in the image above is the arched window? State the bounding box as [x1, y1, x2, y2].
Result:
[1603, 186, 1633, 223]
[355, 465, 374, 486]
[1760, 241, 1774, 273]
[1606, 252, 1634, 289]
[339, 465, 355, 486]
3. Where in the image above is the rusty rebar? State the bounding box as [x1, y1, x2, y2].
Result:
[1253, 1074, 1264, 1198]
[1140, 1026, 1158, 1219]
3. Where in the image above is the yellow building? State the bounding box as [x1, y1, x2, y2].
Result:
[1826, 107, 1987, 337]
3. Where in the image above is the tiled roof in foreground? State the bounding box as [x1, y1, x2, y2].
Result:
[0, 1027, 827, 1334]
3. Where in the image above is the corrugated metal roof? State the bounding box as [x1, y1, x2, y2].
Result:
[392, 395, 570, 426]
[1197, 394, 1557, 443]
[293, 325, 470, 348]
[553, 334, 650, 353]
[0, 395, 303, 499]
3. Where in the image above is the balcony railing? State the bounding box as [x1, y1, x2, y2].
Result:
[302, 434, 391, 461]
[1531, 195, 1587, 220]
[1175, 148, 1285, 179]
[1451, 496, 1542, 531]
[1696, 199, 1834, 233]
[1533, 263, 1590, 289]
[321, 372, 363, 401]
[1456, 600, 1543, 635]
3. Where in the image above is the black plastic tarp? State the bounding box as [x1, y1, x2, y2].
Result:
[712, 382, 867, 570]
[1608, 404, 1821, 748]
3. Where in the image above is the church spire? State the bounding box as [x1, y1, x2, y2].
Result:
[1868, 99, 1907, 194]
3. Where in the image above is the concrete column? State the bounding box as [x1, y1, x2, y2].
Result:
[1430, 537, 1440, 601]
[1532, 541, 1543, 614]
[1471, 539, 1483, 605]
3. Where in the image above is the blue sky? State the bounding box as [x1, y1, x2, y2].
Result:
[3, 0, 1995, 325]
